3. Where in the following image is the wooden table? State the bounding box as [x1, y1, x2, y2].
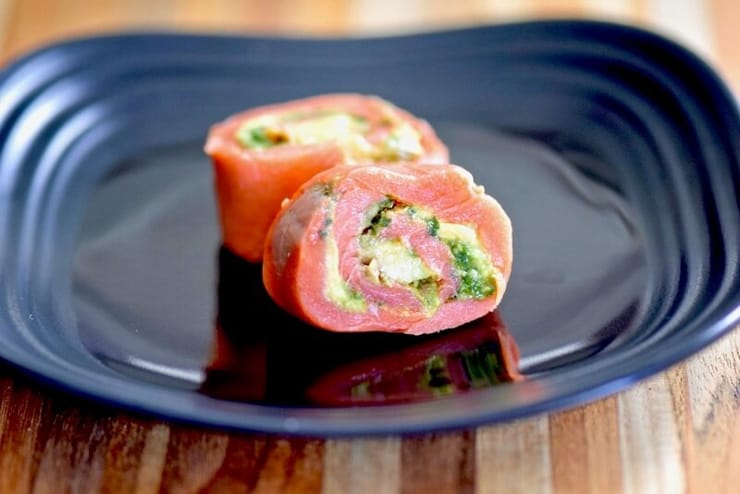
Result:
[1, 1, 738, 492]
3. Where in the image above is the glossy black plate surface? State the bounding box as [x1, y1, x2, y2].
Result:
[0, 20, 738, 435]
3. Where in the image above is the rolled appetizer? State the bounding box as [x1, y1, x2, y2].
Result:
[204, 93, 449, 262]
[262, 163, 513, 335]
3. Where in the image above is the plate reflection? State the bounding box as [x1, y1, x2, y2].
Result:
[200, 247, 522, 406]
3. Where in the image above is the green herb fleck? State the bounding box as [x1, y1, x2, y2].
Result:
[426, 216, 439, 237]
[364, 197, 396, 235]
[318, 182, 334, 197]
[446, 239, 496, 299]
[318, 217, 333, 239]
[235, 125, 286, 149]
[350, 114, 369, 125]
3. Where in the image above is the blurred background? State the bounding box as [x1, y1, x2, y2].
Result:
[0, 0, 737, 93]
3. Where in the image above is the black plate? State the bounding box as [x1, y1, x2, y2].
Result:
[0, 20, 738, 436]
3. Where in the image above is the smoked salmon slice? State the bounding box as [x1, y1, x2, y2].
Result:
[204, 93, 449, 262]
[262, 163, 513, 335]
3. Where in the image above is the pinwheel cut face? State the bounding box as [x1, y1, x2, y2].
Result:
[234, 105, 425, 164]
[322, 194, 499, 316]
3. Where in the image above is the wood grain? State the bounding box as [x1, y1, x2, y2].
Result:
[401, 431, 475, 494]
[0, 1, 738, 493]
[476, 417, 552, 493]
[549, 397, 623, 493]
[323, 438, 399, 494]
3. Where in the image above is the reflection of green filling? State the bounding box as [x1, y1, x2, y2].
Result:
[461, 343, 502, 387]
[350, 380, 371, 398]
[421, 355, 455, 395]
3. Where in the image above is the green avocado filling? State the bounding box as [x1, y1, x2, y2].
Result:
[445, 239, 496, 299]
[235, 125, 287, 149]
[323, 194, 498, 314]
[354, 197, 498, 311]
[234, 107, 424, 162]
[363, 197, 395, 235]
[437, 223, 497, 300]
[359, 198, 441, 312]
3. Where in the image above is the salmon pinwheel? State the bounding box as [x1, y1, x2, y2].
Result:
[204, 93, 449, 262]
[262, 163, 513, 335]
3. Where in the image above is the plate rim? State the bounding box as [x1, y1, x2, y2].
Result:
[1, 19, 739, 436]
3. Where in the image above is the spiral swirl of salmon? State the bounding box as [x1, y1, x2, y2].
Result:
[262, 163, 513, 335]
[204, 93, 449, 262]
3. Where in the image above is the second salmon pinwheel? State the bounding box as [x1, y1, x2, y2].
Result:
[204, 93, 449, 262]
